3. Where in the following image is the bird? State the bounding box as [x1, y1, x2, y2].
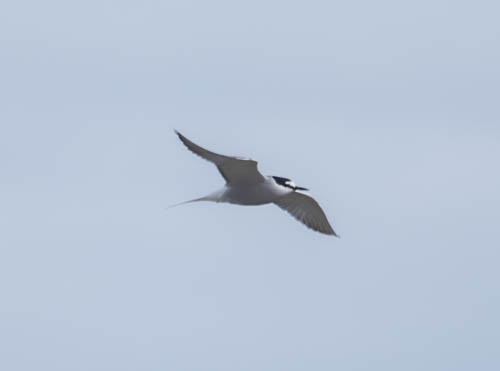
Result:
[172, 130, 338, 236]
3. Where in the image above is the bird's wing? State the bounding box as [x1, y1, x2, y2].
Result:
[274, 191, 338, 236]
[176, 131, 266, 184]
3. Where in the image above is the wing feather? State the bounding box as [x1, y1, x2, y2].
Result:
[274, 191, 338, 236]
[175, 131, 265, 184]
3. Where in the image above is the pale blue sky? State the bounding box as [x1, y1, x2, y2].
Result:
[1, 1, 499, 370]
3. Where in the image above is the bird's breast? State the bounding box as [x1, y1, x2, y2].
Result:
[221, 182, 291, 205]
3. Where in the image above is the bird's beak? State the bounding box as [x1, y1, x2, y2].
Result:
[295, 186, 309, 191]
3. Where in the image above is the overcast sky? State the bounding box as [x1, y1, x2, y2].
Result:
[1, 1, 499, 370]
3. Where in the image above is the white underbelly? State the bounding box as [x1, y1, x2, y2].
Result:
[221, 182, 290, 205]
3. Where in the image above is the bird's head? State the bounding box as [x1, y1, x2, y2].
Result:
[272, 176, 308, 191]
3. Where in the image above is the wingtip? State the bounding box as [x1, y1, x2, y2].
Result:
[320, 225, 339, 237]
[174, 129, 187, 143]
[329, 227, 340, 238]
[323, 229, 340, 237]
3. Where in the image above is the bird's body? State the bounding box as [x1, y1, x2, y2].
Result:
[174, 130, 338, 236]
[205, 178, 291, 206]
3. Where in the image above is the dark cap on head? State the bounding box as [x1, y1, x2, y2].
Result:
[272, 176, 308, 191]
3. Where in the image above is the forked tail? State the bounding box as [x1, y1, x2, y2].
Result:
[166, 190, 223, 210]
[166, 197, 211, 209]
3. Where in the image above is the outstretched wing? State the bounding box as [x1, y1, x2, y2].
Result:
[274, 191, 338, 236]
[175, 131, 266, 185]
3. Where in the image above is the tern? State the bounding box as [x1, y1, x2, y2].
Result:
[173, 130, 338, 236]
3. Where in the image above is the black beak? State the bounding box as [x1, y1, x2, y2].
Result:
[295, 186, 309, 191]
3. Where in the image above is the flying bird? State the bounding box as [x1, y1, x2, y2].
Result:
[173, 130, 338, 236]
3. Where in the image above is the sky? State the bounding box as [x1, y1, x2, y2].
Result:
[1, 1, 499, 370]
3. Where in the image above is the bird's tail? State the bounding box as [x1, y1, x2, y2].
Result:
[166, 196, 212, 210]
[166, 190, 223, 210]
